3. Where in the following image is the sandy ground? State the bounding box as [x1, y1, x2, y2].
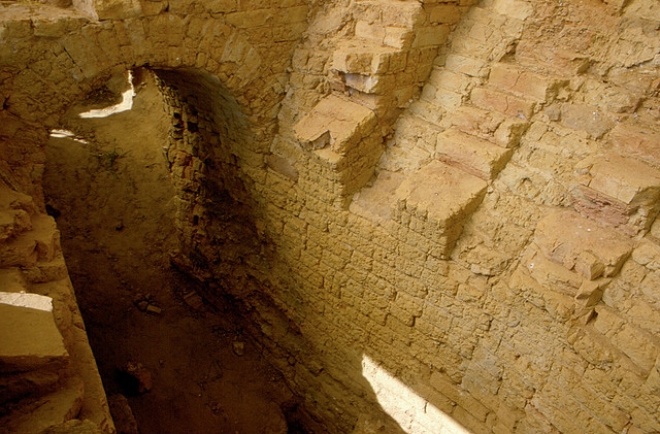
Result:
[43, 71, 301, 434]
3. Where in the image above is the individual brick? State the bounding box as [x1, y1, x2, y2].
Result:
[489, 63, 568, 102]
[445, 53, 490, 78]
[470, 87, 536, 119]
[435, 127, 514, 180]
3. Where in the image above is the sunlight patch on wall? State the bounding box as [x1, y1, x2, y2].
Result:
[0, 292, 53, 312]
[362, 355, 472, 434]
[49, 129, 88, 144]
[79, 71, 135, 119]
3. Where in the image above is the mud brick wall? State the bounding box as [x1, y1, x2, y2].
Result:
[2, 0, 660, 433]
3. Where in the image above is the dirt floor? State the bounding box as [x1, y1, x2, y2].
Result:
[42, 71, 301, 434]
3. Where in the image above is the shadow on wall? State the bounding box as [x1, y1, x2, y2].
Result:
[37, 63, 420, 433]
[143, 68, 419, 434]
[0, 3, 475, 432]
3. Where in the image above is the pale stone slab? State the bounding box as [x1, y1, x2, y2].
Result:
[0, 292, 53, 311]
[0, 294, 69, 374]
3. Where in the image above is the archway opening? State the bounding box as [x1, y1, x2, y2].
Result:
[42, 67, 310, 434]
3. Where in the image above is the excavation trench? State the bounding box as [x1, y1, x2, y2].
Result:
[42, 69, 311, 434]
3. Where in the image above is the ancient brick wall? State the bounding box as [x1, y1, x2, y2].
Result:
[2, 0, 660, 432]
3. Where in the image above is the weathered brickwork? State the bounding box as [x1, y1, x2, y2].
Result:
[2, 0, 660, 433]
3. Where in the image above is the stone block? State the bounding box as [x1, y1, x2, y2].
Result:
[450, 35, 498, 60]
[429, 4, 462, 24]
[0, 235, 38, 268]
[294, 95, 377, 155]
[394, 161, 487, 257]
[435, 127, 513, 180]
[627, 300, 660, 336]
[447, 106, 504, 136]
[267, 154, 298, 181]
[32, 16, 87, 38]
[355, 20, 385, 42]
[608, 123, 660, 170]
[632, 239, 660, 270]
[560, 103, 614, 138]
[384, 26, 415, 50]
[470, 87, 536, 119]
[332, 42, 407, 75]
[0, 293, 68, 374]
[355, 0, 424, 28]
[428, 67, 472, 94]
[412, 25, 450, 48]
[429, 371, 490, 423]
[445, 54, 490, 78]
[350, 170, 403, 225]
[226, 9, 272, 28]
[516, 41, 590, 75]
[493, 117, 529, 148]
[0, 209, 31, 242]
[93, 0, 142, 20]
[343, 73, 395, 94]
[0, 368, 60, 407]
[533, 210, 633, 279]
[0, 269, 28, 294]
[515, 250, 582, 301]
[489, 63, 567, 102]
[646, 357, 660, 395]
[570, 185, 629, 230]
[0, 376, 84, 434]
[568, 327, 616, 367]
[611, 324, 660, 373]
[574, 154, 660, 233]
[424, 87, 464, 110]
[492, 0, 533, 20]
[574, 279, 609, 307]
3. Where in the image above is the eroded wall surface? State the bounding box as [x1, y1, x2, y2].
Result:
[1, 0, 660, 432]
